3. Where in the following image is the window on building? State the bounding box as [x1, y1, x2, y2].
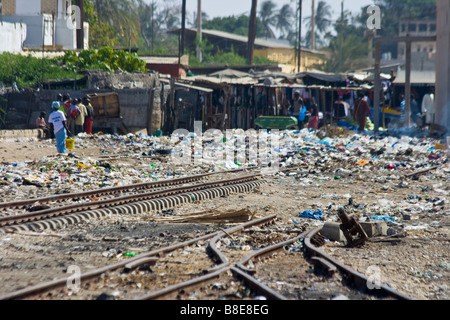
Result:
[429, 24, 436, 32]
[419, 24, 427, 33]
[401, 24, 406, 33]
[408, 24, 417, 33]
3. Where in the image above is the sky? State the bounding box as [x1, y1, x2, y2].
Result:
[148, 0, 377, 37]
[184, 0, 376, 23]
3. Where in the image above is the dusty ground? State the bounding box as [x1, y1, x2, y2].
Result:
[0, 134, 448, 300]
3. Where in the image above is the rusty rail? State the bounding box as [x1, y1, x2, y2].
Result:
[303, 227, 414, 300]
[0, 214, 277, 300]
[137, 214, 279, 300]
[0, 174, 263, 229]
[0, 167, 259, 211]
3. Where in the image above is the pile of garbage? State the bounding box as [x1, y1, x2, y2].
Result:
[0, 128, 448, 206]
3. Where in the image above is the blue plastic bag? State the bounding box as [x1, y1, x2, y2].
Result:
[299, 210, 323, 220]
[298, 106, 307, 122]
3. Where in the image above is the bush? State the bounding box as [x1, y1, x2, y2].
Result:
[63, 47, 147, 73]
[0, 52, 79, 88]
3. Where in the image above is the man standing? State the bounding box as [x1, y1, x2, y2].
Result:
[353, 92, 373, 133]
[83, 97, 94, 134]
[421, 88, 435, 127]
[48, 101, 71, 154]
[74, 98, 87, 135]
[292, 90, 306, 129]
[291, 90, 303, 118]
[410, 95, 420, 125]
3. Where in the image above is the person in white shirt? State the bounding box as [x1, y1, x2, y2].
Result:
[48, 101, 71, 154]
[421, 88, 435, 125]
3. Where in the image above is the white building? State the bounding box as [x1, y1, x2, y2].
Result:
[0, 0, 88, 52]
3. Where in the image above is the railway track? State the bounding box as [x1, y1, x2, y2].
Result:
[0, 171, 264, 234]
[0, 213, 412, 301]
[0, 168, 258, 214]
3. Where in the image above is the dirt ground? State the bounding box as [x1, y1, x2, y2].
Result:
[0, 134, 448, 300]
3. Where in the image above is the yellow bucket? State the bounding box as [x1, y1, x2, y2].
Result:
[66, 139, 75, 150]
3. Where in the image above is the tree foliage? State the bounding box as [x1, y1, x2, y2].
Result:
[84, 0, 120, 48]
[202, 15, 264, 38]
[63, 47, 147, 73]
[319, 10, 370, 73]
[0, 53, 79, 88]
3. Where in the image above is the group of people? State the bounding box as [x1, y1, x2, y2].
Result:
[36, 93, 95, 154]
[291, 90, 320, 130]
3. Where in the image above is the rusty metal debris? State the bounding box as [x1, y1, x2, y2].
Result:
[310, 233, 326, 247]
[336, 207, 368, 248]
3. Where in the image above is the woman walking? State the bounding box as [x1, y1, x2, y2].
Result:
[48, 101, 71, 154]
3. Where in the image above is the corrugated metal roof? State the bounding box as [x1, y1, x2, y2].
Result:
[393, 70, 436, 84]
[141, 55, 189, 65]
[174, 28, 325, 54]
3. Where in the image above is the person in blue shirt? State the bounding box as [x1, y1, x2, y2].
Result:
[48, 101, 71, 154]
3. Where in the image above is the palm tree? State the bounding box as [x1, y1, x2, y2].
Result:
[136, 0, 153, 49]
[258, 0, 277, 39]
[321, 33, 369, 73]
[92, 0, 140, 46]
[304, 0, 332, 48]
[248, 0, 258, 64]
[274, 4, 294, 39]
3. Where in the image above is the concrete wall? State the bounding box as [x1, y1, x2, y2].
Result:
[15, 0, 41, 15]
[55, 17, 76, 49]
[0, 21, 27, 53]
[3, 14, 77, 50]
[435, 0, 450, 134]
[1, 88, 164, 134]
[2, 15, 44, 49]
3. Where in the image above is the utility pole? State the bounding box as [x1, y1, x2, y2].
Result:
[297, 0, 302, 72]
[181, 0, 186, 56]
[247, 0, 257, 65]
[76, 0, 84, 50]
[196, 0, 202, 62]
[151, 0, 155, 54]
[311, 0, 315, 50]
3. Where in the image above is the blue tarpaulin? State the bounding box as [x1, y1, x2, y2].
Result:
[299, 210, 324, 220]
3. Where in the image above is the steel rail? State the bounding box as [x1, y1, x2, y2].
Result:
[235, 231, 308, 275]
[139, 223, 304, 301]
[136, 214, 278, 300]
[0, 214, 276, 300]
[0, 174, 262, 228]
[303, 227, 414, 300]
[0, 174, 208, 210]
[0, 168, 257, 211]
